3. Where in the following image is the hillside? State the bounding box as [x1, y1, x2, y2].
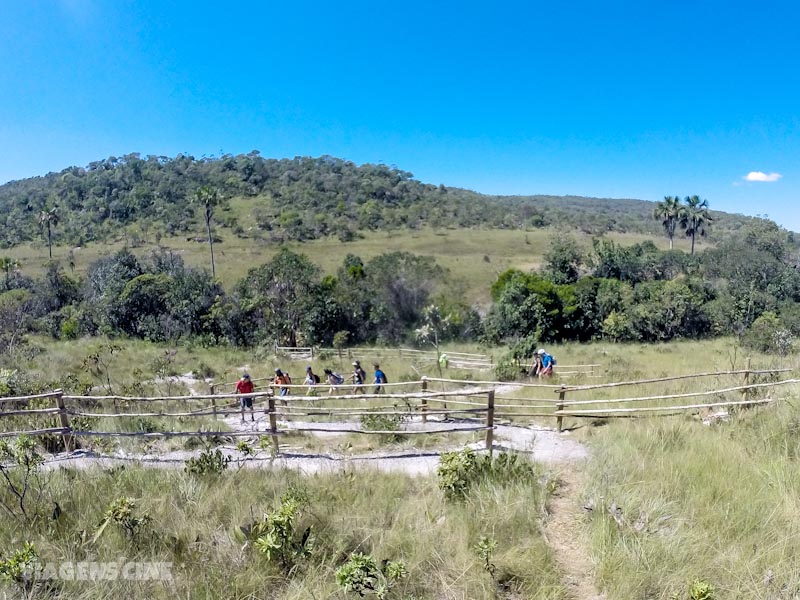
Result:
[0, 153, 764, 249]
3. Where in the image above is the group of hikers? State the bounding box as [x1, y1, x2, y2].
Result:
[234, 361, 388, 421]
[527, 348, 556, 378]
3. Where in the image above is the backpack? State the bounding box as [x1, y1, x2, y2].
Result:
[551, 355, 557, 366]
[313, 373, 321, 384]
[333, 373, 344, 385]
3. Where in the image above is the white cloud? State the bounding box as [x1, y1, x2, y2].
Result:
[744, 171, 782, 182]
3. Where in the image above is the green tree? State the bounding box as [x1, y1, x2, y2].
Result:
[38, 206, 59, 259]
[653, 195, 684, 250]
[193, 186, 220, 277]
[680, 195, 712, 255]
[0, 257, 19, 289]
[542, 233, 584, 284]
[238, 249, 320, 346]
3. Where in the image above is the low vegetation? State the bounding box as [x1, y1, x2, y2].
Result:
[0, 456, 563, 598]
[584, 399, 800, 598]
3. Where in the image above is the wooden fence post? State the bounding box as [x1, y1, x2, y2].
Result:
[420, 378, 428, 424]
[741, 357, 752, 404]
[210, 383, 218, 420]
[267, 394, 280, 454]
[54, 389, 75, 452]
[485, 390, 495, 454]
[556, 386, 567, 432]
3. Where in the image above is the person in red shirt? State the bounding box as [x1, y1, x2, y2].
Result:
[236, 373, 255, 422]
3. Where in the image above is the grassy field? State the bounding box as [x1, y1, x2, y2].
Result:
[6, 225, 699, 303]
[0, 459, 565, 599]
[4, 336, 800, 599]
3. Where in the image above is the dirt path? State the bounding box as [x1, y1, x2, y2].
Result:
[45, 417, 588, 475]
[543, 467, 605, 600]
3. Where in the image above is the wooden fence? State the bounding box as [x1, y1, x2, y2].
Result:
[273, 345, 601, 376]
[0, 382, 496, 454]
[273, 345, 496, 371]
[0, 367, 796, 457]
[425, 365, 797, 431]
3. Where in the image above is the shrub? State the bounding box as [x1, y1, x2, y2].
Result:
[185, 448, 230, 476]
[0, 542, 40, 592]
[437, 449, 536, 500]
[93, 497, 152, 543]
[743, 311, 794, 355]
[0, 436, 46, 522]
[245, 491, 313, 572]
[336, 552, 407, 598]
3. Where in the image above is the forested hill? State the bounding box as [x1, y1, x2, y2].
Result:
[0, 152, 764, 248]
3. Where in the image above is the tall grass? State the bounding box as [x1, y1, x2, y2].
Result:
[1, 460, 564, 599]
[584, 402, 800, 599]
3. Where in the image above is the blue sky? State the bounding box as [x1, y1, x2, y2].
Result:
[1, 0, 799, 228]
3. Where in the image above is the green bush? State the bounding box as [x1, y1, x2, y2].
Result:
[336, 552, 407, 598]
[185, 448, 230, 476]
[437, 449, 535, 500]
[742, 311, 794, 355]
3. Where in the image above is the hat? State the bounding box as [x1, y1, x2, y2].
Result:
[275, 368, 282, 375]
[352, 362, 359, 367]
[536, 349, 546, 355]
[306, 365, 312, 371]
[242, 373, 250, 379]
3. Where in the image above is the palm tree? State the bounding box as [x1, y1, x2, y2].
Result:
[679, 195, 712, 255]
[653, 195, 684, 250]
[38, 207, 59, 259]
[193, 186, 220, 278]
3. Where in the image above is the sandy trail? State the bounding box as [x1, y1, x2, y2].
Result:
[544, 468, 606, 600]
[44, 413, 587, 475]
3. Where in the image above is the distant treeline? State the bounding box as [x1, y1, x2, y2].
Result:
[0, 152, 765, 248]
[1, 218, 798, 358]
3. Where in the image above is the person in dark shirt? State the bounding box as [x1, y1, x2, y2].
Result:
[373, 363, 387, 394]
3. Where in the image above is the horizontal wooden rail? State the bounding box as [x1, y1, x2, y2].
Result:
[0, 391, 61, 405]
[0, 427, 70, 438]
[220, 380, 419, 389]
[558, 379, 799, 407]
[69, 425, 492, 438]
[0, 407, 63, 417]
[283, 425, 491, 435]
[425, 377, 563, 389]
[557, 398, 773, 415]
[555, 368, 793, 392]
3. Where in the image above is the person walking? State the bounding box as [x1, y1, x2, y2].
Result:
[304, 366, 320, 395]
[235, 373, 255, 422]
[274, 368, 292, 396]
[373, 363, 387, 394]
[324, 368, 344, 394]
[351, 361, 366, 394]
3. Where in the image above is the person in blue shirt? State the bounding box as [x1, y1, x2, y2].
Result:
[536, 349, 554, 378]
[373, 363, 387, 393]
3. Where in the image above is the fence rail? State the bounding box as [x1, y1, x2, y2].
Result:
[1, 366, 796, 455]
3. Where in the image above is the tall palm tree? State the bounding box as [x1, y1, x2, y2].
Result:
[653, 195, 684, 250]
[38, 207, 59, 259]
[680, 195, 712, 255]
[193, 186, 220, 278]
